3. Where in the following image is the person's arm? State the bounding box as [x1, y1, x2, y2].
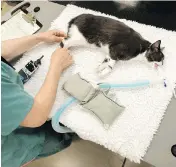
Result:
[20, 48, 73, 127]
[1, 30, 66, 61]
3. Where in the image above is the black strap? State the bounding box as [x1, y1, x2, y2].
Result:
[1, 57, 15, 70]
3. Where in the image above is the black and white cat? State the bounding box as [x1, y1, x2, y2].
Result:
[61, 14, 165, 76]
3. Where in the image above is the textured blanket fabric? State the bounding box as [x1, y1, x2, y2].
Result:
[14, 5, 176, 163]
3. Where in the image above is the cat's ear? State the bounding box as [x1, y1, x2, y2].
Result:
[150, 40, 161, 51]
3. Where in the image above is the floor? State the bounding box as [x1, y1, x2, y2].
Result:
[27, 139, 153, 167]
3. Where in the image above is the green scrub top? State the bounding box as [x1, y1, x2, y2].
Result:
[1, 61, 72, 167]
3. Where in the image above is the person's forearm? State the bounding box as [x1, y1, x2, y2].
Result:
[31, 65, 62, 126]
[1, 34, 42, 61]
[21, 65, 62, 127]
[20, 47, 72, 128]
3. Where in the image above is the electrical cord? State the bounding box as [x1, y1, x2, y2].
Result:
[122, 157, 127, 167]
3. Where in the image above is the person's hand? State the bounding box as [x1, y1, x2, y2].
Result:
[37, 30, 67, 43]
[50, 48, 73, 72]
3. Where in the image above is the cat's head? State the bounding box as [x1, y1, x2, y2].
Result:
[145, 40, 165, 65]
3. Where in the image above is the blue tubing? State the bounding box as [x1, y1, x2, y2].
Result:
[52, 97, 77, 133]
[99, 80, 150, 89]
[52, 80, 150, 133]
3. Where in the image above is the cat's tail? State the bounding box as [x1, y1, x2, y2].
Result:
[60, 38, 70, 49]
[60, 37, 69, 48]
[60, 41, 64, 48]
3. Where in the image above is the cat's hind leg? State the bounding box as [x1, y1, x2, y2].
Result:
[97, 55, 116, 77]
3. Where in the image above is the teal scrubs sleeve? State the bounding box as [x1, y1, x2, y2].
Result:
[1, 76, 34, 136]
[1, 62, 45, 167]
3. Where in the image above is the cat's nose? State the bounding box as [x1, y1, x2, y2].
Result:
[156, 61, 163, 66]
[154, 60, 164, 68]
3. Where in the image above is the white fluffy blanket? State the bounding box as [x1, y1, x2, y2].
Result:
[14, 5, 176, 163]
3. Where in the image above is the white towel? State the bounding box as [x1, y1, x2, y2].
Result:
[14, 5, 176, 163]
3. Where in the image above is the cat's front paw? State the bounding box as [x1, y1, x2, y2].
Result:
[97, 63, 112, 77]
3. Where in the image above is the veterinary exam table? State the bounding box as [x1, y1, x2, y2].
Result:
[2, 1, 176, 167]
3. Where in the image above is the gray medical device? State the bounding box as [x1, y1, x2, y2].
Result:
[63, 73, 125, 126]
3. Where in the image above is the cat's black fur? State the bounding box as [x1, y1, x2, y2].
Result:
[63, 14, 164, 63]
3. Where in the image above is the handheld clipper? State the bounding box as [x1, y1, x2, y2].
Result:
[18, 55, 44, 84]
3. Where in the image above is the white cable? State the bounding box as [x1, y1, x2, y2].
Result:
[156, 64, 176, 98]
